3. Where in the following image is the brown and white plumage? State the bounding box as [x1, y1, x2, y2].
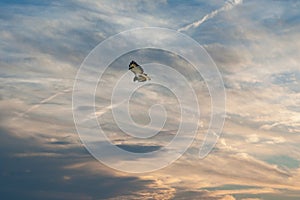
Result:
[128, 61, 151, 82]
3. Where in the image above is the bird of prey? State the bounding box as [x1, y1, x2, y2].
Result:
[128, 61, 151, 82]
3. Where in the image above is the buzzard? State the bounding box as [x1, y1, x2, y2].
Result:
[129, 61, 151, 82]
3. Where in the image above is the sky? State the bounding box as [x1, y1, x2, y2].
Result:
[1, 0, 300, 199]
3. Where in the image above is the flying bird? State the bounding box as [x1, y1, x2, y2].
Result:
[128, 61, 151, 82]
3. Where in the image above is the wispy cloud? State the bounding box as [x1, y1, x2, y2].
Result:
[178, 0, 243, 32]
[1, 0, 300, 199]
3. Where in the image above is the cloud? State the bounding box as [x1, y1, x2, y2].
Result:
[144, 150, 297, 199]
[1, 0, 300, 199]
[0, 128, 174, 200]
[178, 0, 243, 32]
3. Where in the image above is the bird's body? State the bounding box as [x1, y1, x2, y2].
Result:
[129, 61, 151, 82]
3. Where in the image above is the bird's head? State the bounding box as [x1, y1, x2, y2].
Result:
[129, 60, 138, 70]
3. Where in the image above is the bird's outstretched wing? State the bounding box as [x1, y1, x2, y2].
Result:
[129, 61, 144, 75]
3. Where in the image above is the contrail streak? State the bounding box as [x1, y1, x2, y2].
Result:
[84, 100, 126, 122]
[15, 89, 72, 119]
[178, 0, 243, 32]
